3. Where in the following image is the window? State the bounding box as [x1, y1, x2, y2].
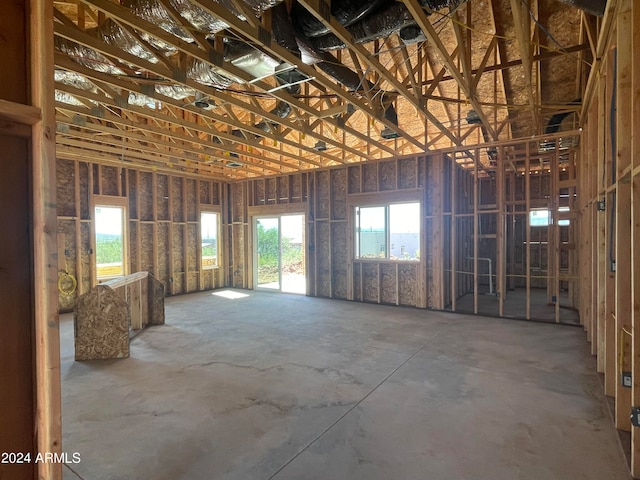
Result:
[355, 202, 420, 260]
[95, 205, 126, 281]
[201, 212, 219, 269]
[529, 207, 570, 227]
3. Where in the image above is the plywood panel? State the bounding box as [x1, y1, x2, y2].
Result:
[171, 177, 184, 222]
[380, 263, 397, 304]
[75, 286, 129, 360]
[254, 179, 266, 205]
[362, 263, 379, 302]
[128, 170, 138, 219]
[172, 224, 184, 293]
[331, 221, 348, 299]
[212, 182, 220, 205]
[80, 222, 92, 292]
[363, 163, 378, 192]
[348, 165, 361, 194]
[316, 170, 330, 219]
[316, 220, 331, 296]
[186, 179, 197, 221]
[79, 162, 90, 219]
[139, 171, 153, 221]
[353, 263, 362, 301]
[266, 177, 277, 204]
[291, 174, 303, 201]
[331, 168, 347, 220]
[379, 160, 397, 191]
[156, 174, 169, 221]
[129, 221, 138, 274]
[200, 180, 211, 204]
[140, 223, 154, 273]
[398, 264, 418, 307]
[100, 165, 119, 196]
[398, 158, 418, 189]
[278, 175, 289, 202]
[157, 222, 170, 287]
[56, 158, 76, 217]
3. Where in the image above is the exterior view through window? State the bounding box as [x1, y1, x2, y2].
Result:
[95, 205, 125, 280]
[355, 202, 420, 260]
[201, 212, 219, 269]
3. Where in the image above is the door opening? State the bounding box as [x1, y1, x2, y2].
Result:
[255, 214, 305, 294]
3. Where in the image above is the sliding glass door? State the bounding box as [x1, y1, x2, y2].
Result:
[254, 214, 305, 294]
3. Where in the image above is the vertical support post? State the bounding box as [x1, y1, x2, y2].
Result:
[615, 0, 633, 431]
[451, 155, 457, 311]
[553, 143, 561, 323]
[525, 142, 531, 319]
[31, 0, 62, 476]
[630, 0, 640, 474]
[432, 154, 445, 309]
[473, 149, 479, 314]
[496, 146, 506, 316]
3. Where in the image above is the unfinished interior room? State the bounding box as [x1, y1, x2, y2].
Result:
[3, 0, 640, 478]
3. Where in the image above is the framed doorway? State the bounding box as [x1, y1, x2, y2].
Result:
[254, 214, 305, 294]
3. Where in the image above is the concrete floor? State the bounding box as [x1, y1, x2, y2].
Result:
[60, 290, 629, 480]
[455, 288, 581, 324]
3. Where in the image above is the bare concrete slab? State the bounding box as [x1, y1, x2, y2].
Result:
[60, 290, 629, 480]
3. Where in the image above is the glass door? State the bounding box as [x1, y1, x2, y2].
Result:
[255, 214, 305, 294]
[256, 217, 280, 290]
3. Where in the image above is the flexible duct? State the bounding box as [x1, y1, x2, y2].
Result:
[55, 37, 126, 75]
[96, 19, 159, 64]
[54, 70, 95, 91]
[558, 0, 606, 17]
[168, 0, 232, 33]
[291, 0, 390, 39]
[55, 90, 85, 106]
[120, 0, 194, 43]
[305, 2, 417, 51]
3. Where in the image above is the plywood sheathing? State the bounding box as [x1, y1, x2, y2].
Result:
[331, 222, 348, 299]
[74, 285, 129, 360]
[57, 159, 76, 216]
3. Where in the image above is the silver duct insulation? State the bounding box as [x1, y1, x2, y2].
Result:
[120, 0, 194, 43]
[155, 84, 195, 100]
[305, 2, 422, 51]
[54, 70, 96, 91]
[55, 90, 86, 106]
[188, 59, 237, 88]
[558, 0, 606, 16]
[55, 36, 126, 75]
[168, 0, 231, 33]
[96, 19, 160, 64]
[128, 92, 157, 106]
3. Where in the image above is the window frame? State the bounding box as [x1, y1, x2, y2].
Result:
[92, 194, 129, 285]
[352, 198, 422, 262]
[200, 208, 221, 270]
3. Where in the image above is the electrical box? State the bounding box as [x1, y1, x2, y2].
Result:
[622, 372, 632, 388]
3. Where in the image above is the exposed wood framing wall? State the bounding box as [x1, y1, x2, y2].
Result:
[578, 0, 640, 476]
[0, 0, 61, 478]
[230, 140, 577, 322]
[56, 159, 226, 310]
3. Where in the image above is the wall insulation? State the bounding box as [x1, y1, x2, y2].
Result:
[56, 159, 226, 311]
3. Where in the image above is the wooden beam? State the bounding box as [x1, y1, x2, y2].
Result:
[401, 0, 497, 140]
[31, 0, 62, 476]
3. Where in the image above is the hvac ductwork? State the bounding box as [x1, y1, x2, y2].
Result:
[558, 0, 606, 17]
